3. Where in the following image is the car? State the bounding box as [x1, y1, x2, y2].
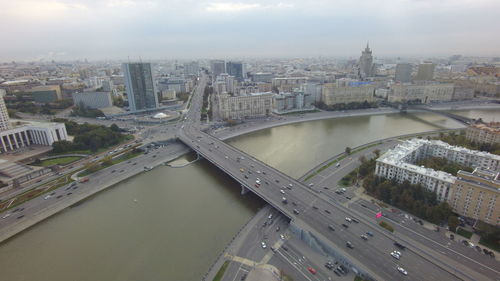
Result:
[44, 195, 52, 200]
[240, 273, 247, 281]
[325, 262, 334, 270]
[307, 267, 316, 275]
[16, 215, 25, 219]
[280, 189, 285, 194]
[288, 183, 293, 187]
[325, 209, 331, 214]
[328, 225, 335, 231]
[256, 171, 261, 174]
[336, 163, 340, 167]
[240, 168, 244, 172]
[119, 169, 124, 173]
[346, 241, 354, 249]
[394, 242, 406, 250]
[281, 197, 288, 204]
[12, 208, 20, 213]
[56, 195, 63, 199]
[268, 214, 273, 219]
[2, 213, 11, 219]
[255, 183, 260, 188]
[293, 209, 299, 215]
[308, 183, 314, 187]
[244, 175, 248, 179]
[276, 226, 280, 232]
[360, 234, 368, 240]
[351, 218, 359, 223]
[323, 186, 329, 189]
[397, 266, 408, 275]
[342, 224, 349, 228]
[111, 170, 116, 173]
[280, 234, 285, 240]
[67, 192, 72, 195]
[345, 217, 352, 222]
[275, 179, 279, 183]
[449, 234, 455, 240]
[261, 242, 267, 249]
[346, 196, 352, 200]
[366, 231, 374, 237]
[391, 251, 401, 259]
[333, 269, 341, 276]
[133, 163, 137, 166]
[312, 205, 318, 210]
[262, 171, 266, 175]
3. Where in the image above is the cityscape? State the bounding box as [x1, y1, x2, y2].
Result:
[0, 1, 500, 281]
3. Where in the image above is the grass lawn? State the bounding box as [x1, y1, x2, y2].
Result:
[78, 150, 143, 177]
[212, 260, 229, 281]
[456, 228, 473, 239]
[379, 221, 394, 232]
[479, 238, 500, 252]
[36, 156, 82, 167]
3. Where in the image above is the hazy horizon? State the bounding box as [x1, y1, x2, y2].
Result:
[1, 0, 500, 61]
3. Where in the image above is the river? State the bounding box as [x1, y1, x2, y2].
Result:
[0, 109, 498, 281]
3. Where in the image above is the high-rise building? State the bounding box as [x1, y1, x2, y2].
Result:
[183, 61, 199, 76]
[358, 42, 374, 79]
[0, 90, 11, 131]
[122, 62, 158, 111]
[415, 62, 436, 81]
[226, 61, 245, 81]
[395, 63, 412, 83]
[210, 60, 226, 77]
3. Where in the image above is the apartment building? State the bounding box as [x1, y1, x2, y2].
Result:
[466, 122, 500, 145]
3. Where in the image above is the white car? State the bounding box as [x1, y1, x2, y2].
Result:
[280, 234, 285, 240]
[268, 214, 273, 219]
[261, 242, 267, 249]
[391, 251, 401, 259]
[2, 213, 11, 219]
[345, 217, 352, 222]
[308, 183, 314, 187]
[397, 266, 408, 275]
[44, 195, 52, 200]
[280, 189, 285, 194]
[256, 171, 261, 174]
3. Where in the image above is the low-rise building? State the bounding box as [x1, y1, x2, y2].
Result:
[213, 92, 273, 120]
[72, 91, 113, 109]
[322, 81, 374, 106]
[273, 90, 314, 114]
[26, 85, 62, 103]
[0, 121, 68, 153]
[388, 83, 454, 103]
[466, 122, 500, 145]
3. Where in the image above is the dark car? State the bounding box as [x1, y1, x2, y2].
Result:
[293, 209, 300, 215]
[346, 241, 354, 249]
[16, 215, 25, 219]
[325, 209, 331, 214]
[342, 224, 349, 228]
[328, 225, 335, 231]
[394, 242, 406, 250]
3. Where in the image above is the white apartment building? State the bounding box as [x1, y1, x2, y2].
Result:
[214, 73, 236, 95]
[72, 91, 113, 109]
[322, 82, 375, 106]
[0, 90, 11, 131]
[389, 83, 454, 103]
[213, 92, 273, 120]
[375, 139, 500, 202]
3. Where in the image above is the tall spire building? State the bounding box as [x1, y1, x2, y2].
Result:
[358, 42, 374, 79]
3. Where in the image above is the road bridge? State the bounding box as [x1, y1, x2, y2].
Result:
[408, 105, 473, 125]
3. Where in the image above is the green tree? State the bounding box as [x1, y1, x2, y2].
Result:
[345, 147, 352, 154]
[373, 149, 381, 158]
[101, 156, 113, 167]
[448, 216, 459, 232]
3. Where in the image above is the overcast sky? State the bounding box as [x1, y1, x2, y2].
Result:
[1, 0, 499, 61]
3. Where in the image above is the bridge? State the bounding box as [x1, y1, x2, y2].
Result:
[176, 75, 491, 281]
[408, 105, 474, 125]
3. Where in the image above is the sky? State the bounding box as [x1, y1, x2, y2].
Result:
[0, 0, 499, 61]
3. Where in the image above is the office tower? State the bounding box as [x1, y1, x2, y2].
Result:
[183, 61, 199, 76]
[122, 62, 158, 111]
[0, 90, 11, 131]
[359, 42, 373, 79]
[395, 63, 412, 83]
[210, 60, 226, 77]
[415, 62, 436, 81]
[226, 61, 244, 81]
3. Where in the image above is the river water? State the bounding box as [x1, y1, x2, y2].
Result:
[0, 109, 498, 281]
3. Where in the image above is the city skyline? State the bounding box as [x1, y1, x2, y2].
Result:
[1, 0, 500, 61]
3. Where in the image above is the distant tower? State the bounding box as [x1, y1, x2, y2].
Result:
[415, 62, 435, 81]
[0, 90, 11, 131]
[395, 63, 412, 83]
[359, 42, 374, 79]
[122, 62, 158, 112]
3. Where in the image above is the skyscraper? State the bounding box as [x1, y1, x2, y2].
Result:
[359, 42, 374, 79]
[210, 60, 226, 77]
[122, 62, 158, 111]
[0, 90, 11, 131]
[415, 62, 436, 81]
[226, 61, 245, 81]
[395, 63, 412, 83]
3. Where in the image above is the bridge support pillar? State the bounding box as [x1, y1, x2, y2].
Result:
[241, 185, 249, 195]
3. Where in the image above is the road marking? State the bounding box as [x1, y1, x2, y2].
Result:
[224, 253, 257, 267]
[276, 250, 314, 281]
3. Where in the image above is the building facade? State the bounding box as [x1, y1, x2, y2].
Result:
[466, 122, 500, 145]
[395, 63, 412, 83]
[389, 83, 454, 103]
[359, 43, 374, 79]
[226, 61, 245, 81]
[122, 62, 158, 111]
[415, 62, 436, 81]
[273, 90, 314, 114]
[322, 82, 375, 105]
[0, 121, 68, 153]
[214, 92, 273, 120]
[375, 138, 500, 224]
[272, 77, 308, 92]
[210, 60, 226, 77]
[26, 85, 62, 103]
[72, 91, 113, 109]
[0, 91, 11, 132]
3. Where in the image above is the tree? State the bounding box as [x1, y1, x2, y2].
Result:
[345, 147, 352, 154]
[373, 149, 381, 158]
[101, 156, 113, 167]
[448, 216, 459, 232]
[84, 162, 100, 174]
[110, 123, 120, 132]
[52, 140, 74, 153]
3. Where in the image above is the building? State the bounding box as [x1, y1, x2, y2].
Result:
[226, 61, 245, 81]
[251, 72, 274, 83]
[72, 91, 113, 109]
[0, 121, 68, 153]
[375, 139, 500, 223]
[466, 122, 500, 145]
[322, 81, 375, 106]
[300, 83, 322, 104]
[415, 62, 436, 81]
[395, 63, 412, 83]
[122, 62, 159, 111]
[26, 85, 62, 103]
[210, 60, 226, 77]
[272, 77, 308, 92]
[359, 43, 374, 79]
[273, 90, 314, 114]
[451, 169, 500, 225]
[213, 73, 236, 95]
[161, 89, 176, 100]
[183, 61, 199, 76]
[213, 92, 273, 120]
[0, 91, 11, 131]
[389, 83, 454, 103]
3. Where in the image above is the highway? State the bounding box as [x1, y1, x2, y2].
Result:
[177, 74, 483, 281]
